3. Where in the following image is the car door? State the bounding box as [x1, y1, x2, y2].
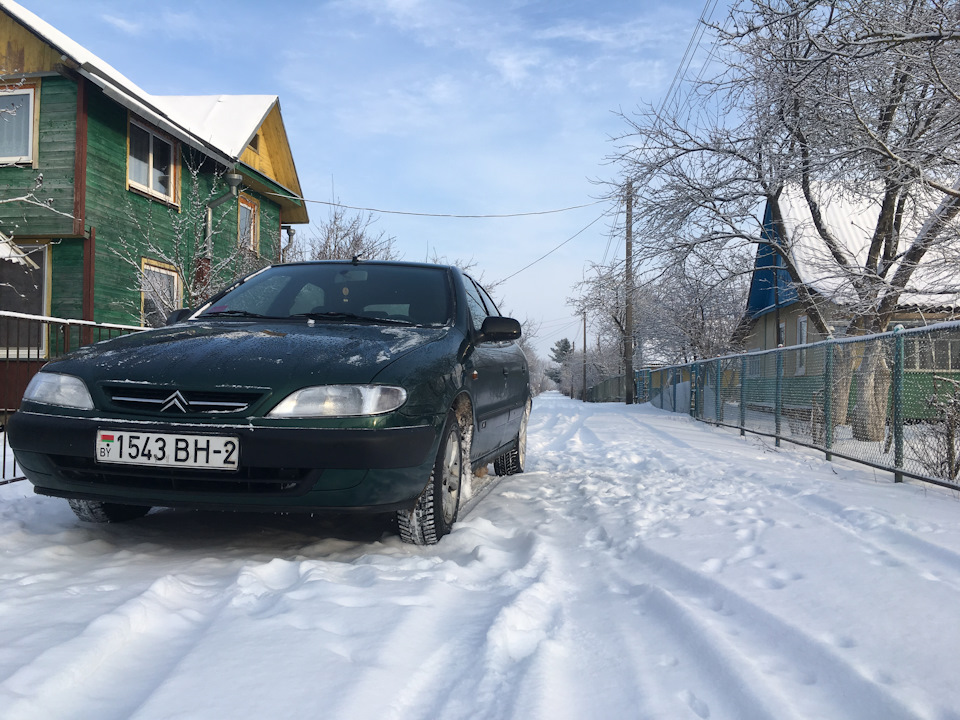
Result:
[475, 280, 528, 443]
[461, 278, 511, 458]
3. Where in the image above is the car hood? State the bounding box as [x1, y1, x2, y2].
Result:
[47, 321, 452, 389]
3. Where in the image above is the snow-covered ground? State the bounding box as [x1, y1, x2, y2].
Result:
[2, 391, 960, 720]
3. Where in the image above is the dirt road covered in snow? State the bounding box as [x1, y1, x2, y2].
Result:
[2, 391, 959, 720]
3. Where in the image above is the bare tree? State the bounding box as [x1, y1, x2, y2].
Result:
[287, 203, 398, 262]
[610, 0, 960, 439]
[111, 153, 268, 326]
[638, 252, 752, 364]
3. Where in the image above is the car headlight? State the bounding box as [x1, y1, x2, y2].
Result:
[267, 385, 407, 418]
[23, 372, 95, 410]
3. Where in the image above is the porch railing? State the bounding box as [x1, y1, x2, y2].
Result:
[1, 311, 143, 484]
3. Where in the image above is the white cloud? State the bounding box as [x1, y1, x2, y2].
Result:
[101, 14, 141, 35]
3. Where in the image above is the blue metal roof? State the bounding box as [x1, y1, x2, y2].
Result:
[744, 201, 798, 319]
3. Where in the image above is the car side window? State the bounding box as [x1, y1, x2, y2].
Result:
[474, 281, 501, 317]
[463, 278, 489, 332]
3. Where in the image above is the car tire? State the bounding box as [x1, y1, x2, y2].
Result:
[494, 399, 530, 476]
[68, 499, 151, 523]
[397, 411, 464, 545]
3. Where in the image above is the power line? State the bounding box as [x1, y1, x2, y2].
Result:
[266, 192, 605, 219]
[658, 0, 720, 116]
[498, 212, 607, 284]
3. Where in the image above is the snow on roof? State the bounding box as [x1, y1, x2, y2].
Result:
[777, 184, 960, 310]
[150, 95, 277, 160]
[0, 0, 276, 165]
[0, 229, 38, 268]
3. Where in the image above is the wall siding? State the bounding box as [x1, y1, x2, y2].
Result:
[0, 75, 76, 238]
[83, 88, 282, 325]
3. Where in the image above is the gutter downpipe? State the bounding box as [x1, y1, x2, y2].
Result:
[200, 173, 243, 299]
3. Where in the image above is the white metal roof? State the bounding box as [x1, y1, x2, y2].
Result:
[150, 95, 277, 160]
[777, 184, 960, 310]
[0, 229, 38, 268]
[0, 0, 277, 165]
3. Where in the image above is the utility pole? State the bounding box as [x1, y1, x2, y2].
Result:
[582, 309, 587, 402]
[624, 180, 635, 404]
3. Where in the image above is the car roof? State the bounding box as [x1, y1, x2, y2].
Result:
[275, 260, 460, 273]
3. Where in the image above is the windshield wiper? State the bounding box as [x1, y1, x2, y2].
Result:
[200, 310, 273, 319]
[292, 312, 415, 326]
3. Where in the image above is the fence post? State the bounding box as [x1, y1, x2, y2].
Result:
[824, 340, 834, 461]
[775, 348, 783, 447]
[715, 359, 722, 423]
[893, 326, 905, 483]
[673, 368, 678, 413]
[690, 363, 700, 419]
[740, 355, 747, 436]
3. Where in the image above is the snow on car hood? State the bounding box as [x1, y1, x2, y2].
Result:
[48, 321, 452, 388]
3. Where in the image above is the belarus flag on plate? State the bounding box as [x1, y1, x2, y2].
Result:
[100, 433, 115, 443]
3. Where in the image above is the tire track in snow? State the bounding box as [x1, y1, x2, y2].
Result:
[766, 487, 960, 591]
[522, 396, 930, 719]
[312, 528, 560, 720]
[624, 544, 921, 720]
[0, 570, 235, 720]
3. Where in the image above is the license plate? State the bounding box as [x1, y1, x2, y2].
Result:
[96, 430, 239, 471]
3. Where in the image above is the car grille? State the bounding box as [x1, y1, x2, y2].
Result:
[103, 385, 265, 415]
[51, 455, 317, 496]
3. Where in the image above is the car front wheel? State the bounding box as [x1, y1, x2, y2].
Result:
[68, 499, 151, 523]
[398, 411, 464, 545]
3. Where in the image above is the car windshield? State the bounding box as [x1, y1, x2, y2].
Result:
[198, 264, 453, 327]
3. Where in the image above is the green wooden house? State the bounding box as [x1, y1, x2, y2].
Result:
[0, 0, 309, 336]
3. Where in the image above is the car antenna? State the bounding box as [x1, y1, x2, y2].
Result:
[352, 254, 361, 265]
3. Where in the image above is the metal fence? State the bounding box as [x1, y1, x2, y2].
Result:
[646, 321, 960, 490]
[1, 311, 143, 484]
[585, 370, 653, 403]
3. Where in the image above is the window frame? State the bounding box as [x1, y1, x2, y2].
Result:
[238, 194, 260, 254]
[462, 277, 489, 332]
[127, 117, 179, 205]
[0, 85, 38, 165]
[140, 258, 182, 328]
[795, 315, 808, 375]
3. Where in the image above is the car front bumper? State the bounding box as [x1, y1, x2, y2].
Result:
[7, 410, 439, 512]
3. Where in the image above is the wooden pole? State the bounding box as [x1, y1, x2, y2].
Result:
[582, 310, 587, 401]
[624, 181, 635, 404]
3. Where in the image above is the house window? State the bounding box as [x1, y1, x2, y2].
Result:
[796, 315, 808, 374]
[0, 243, 48, 357]
[0, 87, 35, 164]
[128, 120, 177, 202]
[141, 260, 181, 328]
[239, 194, 259, 253]
[907, 336, 960, 371]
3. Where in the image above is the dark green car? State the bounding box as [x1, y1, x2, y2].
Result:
[7, 261, 531, 544]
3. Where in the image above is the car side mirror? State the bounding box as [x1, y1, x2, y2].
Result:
[478, 316, 521, 343]
[165, 308, 193, 325]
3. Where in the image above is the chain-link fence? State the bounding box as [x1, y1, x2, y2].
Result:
[586, 370, 656, 404]
[646, 321, 960, 490]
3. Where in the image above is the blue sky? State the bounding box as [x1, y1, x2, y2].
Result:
[27, 0, 711, 355]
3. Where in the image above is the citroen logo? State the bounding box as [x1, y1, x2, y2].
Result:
[160, 390, 190, 413]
